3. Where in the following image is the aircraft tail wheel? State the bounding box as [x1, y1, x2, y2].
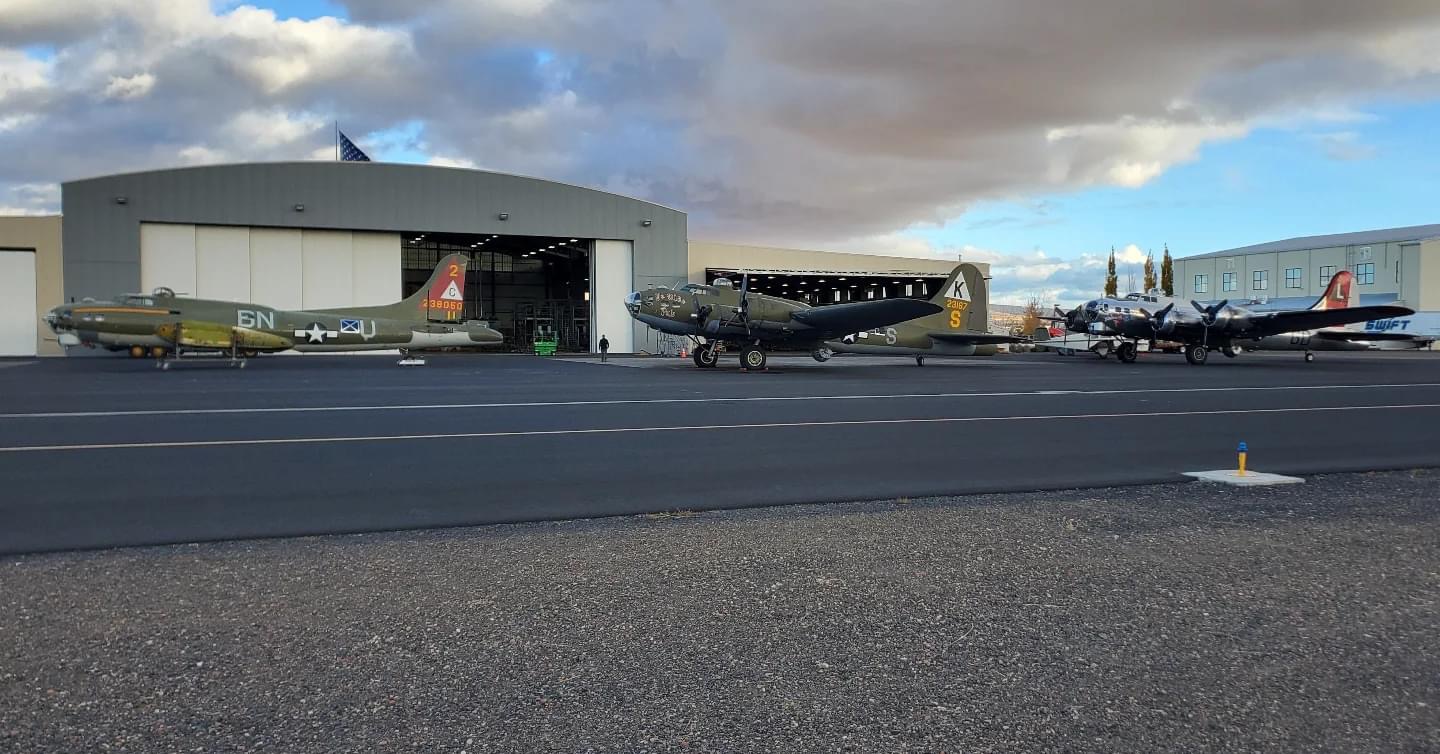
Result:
[740, 346, 766, 371]
[915, 356, 926, 366]
[1304, 352, 1315, 363]
[1184, 344, 1208, 365]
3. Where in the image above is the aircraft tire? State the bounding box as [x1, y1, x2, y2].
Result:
[915, 356, 926, 366]
[693, 345, 719, 368]
[1184, 343, 1208, 365]
[740, 345, 766, 371]
[1116, 342, 1138, 363]
[1304, 352, 1315, 363]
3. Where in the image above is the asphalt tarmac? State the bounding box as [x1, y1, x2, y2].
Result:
[1, 350, 1438, 553]
[3, 470, 1437, 753]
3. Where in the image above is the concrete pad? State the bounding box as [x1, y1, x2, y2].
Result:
[1183, 469, 1305, 486]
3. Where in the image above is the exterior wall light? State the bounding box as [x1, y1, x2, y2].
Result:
[498, 212, 509, 220]
[293, 203, 305, 212]
[114, 196, 128, 205]
[641, 219, 652, 227]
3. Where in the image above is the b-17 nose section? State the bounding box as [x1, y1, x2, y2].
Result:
[624, 291, 641, 314]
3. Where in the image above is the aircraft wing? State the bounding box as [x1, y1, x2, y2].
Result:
[1243, 305, 1415, 337]
[790, 298, 942, 335]
[926, 331, 1024, 345]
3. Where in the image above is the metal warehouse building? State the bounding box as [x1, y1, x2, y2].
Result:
[1174, 224, 1440, 337]
[0, 162, 966, 357]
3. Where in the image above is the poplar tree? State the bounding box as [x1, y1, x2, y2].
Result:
[1160, 244, 1174, 296]
[1105, 247, 1118, 297]
[1143, 250, 1157, 293]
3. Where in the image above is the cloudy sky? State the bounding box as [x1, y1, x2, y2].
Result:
[3, 0, 1439, 304]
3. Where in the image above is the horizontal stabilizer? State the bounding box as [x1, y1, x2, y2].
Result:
[1314, 329, 1426, 342]
[790, 298, 941, 335]
[927, 331, 1024, 345]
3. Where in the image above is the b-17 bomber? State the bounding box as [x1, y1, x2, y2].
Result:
[44, 253, 501, 368]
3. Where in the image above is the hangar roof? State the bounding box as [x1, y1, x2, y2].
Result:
[1184, 223, 1440, 259]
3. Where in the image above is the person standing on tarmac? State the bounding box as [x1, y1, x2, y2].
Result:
[599, 334, 610, 362]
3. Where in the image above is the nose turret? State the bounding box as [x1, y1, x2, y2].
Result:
[44, 305, 73, 332]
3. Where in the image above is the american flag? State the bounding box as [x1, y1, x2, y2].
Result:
[338, 130, 370, 162]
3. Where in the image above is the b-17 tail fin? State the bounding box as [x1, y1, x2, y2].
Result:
[327, 253, 470, 322]
[1310, 269, 1354, 312]
[922, 263, 990, 332]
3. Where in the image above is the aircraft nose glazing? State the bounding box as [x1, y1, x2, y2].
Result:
[44, 308, 70, 331]
[624, 291, 641, 314]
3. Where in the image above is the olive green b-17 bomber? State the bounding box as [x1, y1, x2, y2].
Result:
[627, 273, 942, 369]
[44, 253, 502, 368]
[626, 262, 1015, 369]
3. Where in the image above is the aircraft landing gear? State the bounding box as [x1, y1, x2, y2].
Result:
[693, 342, 719, 368]
[1115, 341, 1138, 363]
[915, 355, 926, 366]
[739, 343, 767, 371]
[1184, 343, 1209, 365]
[1304, 351, 1315, 363]
[397, 348, 426, 366]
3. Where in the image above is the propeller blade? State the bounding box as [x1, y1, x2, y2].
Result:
[738, 273, 750, 318]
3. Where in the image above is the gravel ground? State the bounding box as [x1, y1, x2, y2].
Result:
[2, 470, 1438, 753]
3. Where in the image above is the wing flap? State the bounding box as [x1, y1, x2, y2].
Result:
[790, 298, 941, 335]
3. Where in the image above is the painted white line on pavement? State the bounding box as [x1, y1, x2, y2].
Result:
[3, 403, 1437, 453]
[4, 383, 1440, 420]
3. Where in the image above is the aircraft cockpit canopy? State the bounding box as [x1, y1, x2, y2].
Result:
[120, 294, 158, 307]
[711, 278, 735, 290]
[677, 283, 717, 294]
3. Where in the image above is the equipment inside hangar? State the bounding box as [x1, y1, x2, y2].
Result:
[402, 232, 592, 351]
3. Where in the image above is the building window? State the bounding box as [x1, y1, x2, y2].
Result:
[1252, 270, 1268, 291]
[1222, 272, 1236, 292]
[1193, 274, 1208, 294]
[1285, 267, 1302, 288]
[1318, 265, 1335, 285]
[1355, 262, 1375, 285]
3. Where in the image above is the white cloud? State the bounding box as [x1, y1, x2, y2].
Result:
[101, 72, 154, 100]
[1, 0, 1439, 240]
[427, 155, 479, 168]
[1308, 131, 1379, 161]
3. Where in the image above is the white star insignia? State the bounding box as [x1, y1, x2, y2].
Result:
[293, 323, 337, 344]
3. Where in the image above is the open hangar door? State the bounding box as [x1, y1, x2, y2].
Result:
[704, 268, 948, 305]
[402, 232, 592, 352]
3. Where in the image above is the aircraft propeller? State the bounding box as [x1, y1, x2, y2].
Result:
[1147, 302, 1176, 335]
[1191, 299, 1229, 327]
[736, 273, 755, 335]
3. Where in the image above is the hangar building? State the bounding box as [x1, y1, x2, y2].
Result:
[1173, 224, 1440, 337]
[0, 162, 968, 357]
